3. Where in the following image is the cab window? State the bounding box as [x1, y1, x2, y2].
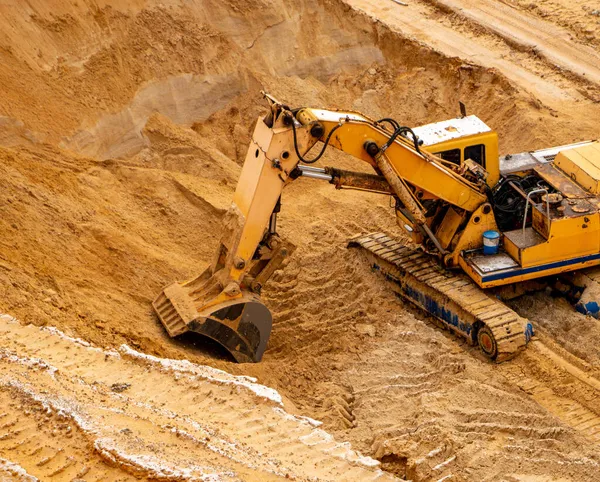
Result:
[434, 148, 461, 165]
[465, 144, 486, 167]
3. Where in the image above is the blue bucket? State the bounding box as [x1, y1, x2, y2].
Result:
[483, 230, 500, 255]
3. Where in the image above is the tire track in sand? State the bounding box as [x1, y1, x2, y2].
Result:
[0, 314, 398, 482]
[499, 337, 600, 444]
[343, 0, 599, 104]
[423, 0, 600, 86]
[0, 389, 137, 482]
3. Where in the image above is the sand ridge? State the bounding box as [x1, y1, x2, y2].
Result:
[0, 0, 599, 480]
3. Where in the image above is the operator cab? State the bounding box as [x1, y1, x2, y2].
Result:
[413, 115, 500, 187]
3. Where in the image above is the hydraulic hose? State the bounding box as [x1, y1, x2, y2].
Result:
[290, 116, 342, 164]
[377, 117, 400, 131]
[382, 126, 423, 155]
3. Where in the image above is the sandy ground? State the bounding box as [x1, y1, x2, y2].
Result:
[0, 314, 397, 481]
[0, 0, 599, 480]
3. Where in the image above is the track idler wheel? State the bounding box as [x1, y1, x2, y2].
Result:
[477, 325, 498, 360]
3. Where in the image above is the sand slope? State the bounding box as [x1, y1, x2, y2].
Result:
[0, 0, 599, 480]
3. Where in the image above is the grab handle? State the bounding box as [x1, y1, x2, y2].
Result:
[522, 188, 550, 233]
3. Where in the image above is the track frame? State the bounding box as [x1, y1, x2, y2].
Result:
[349, 232, 533, 361]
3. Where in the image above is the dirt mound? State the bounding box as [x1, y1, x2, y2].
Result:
[1, 0, 596, 155]
[1, 0, 600, 480]
[510, 292, 600, 369]
[0, 314, 397, 481]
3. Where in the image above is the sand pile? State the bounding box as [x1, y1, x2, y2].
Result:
[0, 0, 600, 480]
[0, 314, 400, 481]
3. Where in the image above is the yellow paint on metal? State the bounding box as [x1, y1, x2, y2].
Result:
[423, 131, 500, 187]
[460, 254, 600, 289]
[521, 209, 599, 268]
[446, 204, 498, 266]
[436, 207, 464, 249]
[395, 209, 424, 244]
[554, 142, 600, 194]
[301, 109, 489, 211]
[230, 118, 317, 281]
[503, 234, 520, 263]
[534, 163, 592, 199]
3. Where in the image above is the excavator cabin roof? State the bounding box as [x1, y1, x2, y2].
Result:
[413, 115, 492, 146]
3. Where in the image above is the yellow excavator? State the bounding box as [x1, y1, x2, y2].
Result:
[153, 92, 600, 363]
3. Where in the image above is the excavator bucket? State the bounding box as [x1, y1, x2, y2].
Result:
[153, 279, 272, 363]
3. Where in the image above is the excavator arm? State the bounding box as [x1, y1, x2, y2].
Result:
[153, 93, 490, 362]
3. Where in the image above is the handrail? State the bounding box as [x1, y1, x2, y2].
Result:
[522, 188, 550, 233]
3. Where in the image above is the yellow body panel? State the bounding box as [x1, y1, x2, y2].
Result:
[445, 203, 498, 267]
[503, 235, 520, 264]
[230, 119, 316, 281]
[436, 208, 464, 249]
[534, 163, 591, 199]
[509, 208, 600, 268]
[471, 201, 600, 288]
[459, 255, 600, 289]
[554, 142, 600, 194]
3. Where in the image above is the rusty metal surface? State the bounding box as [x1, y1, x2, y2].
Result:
[571, 200, 593, 213]
[467, 252, 519, 273]
[546, 198, 594, 218]
[542, 193, 563, 204]
[534, 163, 592, 199]
[500, 140, 594, 175]
[326, 168, 393, 194]
[554, 142, 600, 195]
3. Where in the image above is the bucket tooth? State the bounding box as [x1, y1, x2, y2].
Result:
[154, 285, 196, 337]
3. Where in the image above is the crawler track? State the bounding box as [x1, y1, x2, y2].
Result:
[349, 232, 529, 361]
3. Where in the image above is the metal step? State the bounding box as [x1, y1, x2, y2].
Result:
[348, 232, 532, 361]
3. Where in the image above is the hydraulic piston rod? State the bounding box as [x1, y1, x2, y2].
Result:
[297, 165, 332, 181]
[296, 165, 393, 194]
